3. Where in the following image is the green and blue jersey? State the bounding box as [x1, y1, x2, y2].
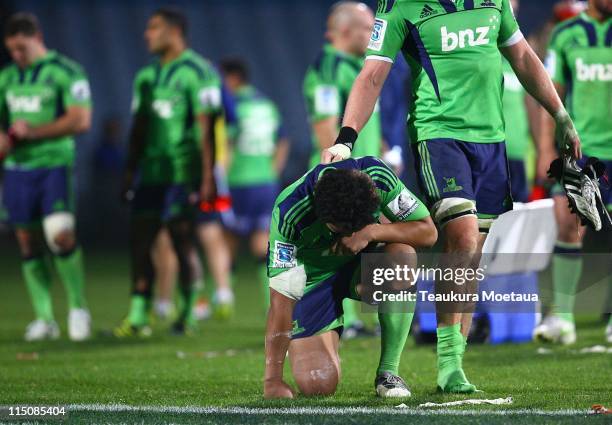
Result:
[367, 0, 521, 144]
[303, 44, 382, 166]
[546, 13, 612, 159]
[226, 85, 283, 187]
[268, 156, 430, 295]
[0, 50, 91, 170]
[131, 49, 222, 184]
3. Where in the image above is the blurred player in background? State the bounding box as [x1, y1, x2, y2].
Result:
[220, 58, 289, 311]
[379, 54, 410, 176]
[502, 0, 532, 203]
[153, 88, 237, 322]
[264, 157, 437, 399]
[324, 0, 581, 392]
[117, 8, 221, 336]
[193, 104, 233, 320]
[304, 1, 382, 338]
[528, 0, 586, 200]
[0, 13, 92, 341]
[533, 0, 612, 345]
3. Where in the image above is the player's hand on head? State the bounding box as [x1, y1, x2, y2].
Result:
[321, 144, 351, 164]
[321, 127, 357, 164]
[264, 379, 294, 399]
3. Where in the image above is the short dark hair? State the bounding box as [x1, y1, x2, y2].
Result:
[314, 169, 380, 235]
[219, 58, 250, 82]
[153, 7, 188, 37]
[4, 12, 41, 38]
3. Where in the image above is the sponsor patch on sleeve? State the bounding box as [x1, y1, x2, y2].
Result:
[387, 188, 419, 220]
[314, 85, 340, 116]
[368, 18, 388, 52]
[71, 80, 91, 102]
[198, 86, 222, 109]
[272, 241, 297, 269]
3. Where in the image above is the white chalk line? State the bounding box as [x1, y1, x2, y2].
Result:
[64, 404, 593, 416]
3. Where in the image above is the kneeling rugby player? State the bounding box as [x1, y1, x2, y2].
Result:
[263, 156, 437, 399]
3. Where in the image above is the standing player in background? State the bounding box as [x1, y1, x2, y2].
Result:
[0, 13, 92, 341]
[116, 8, 221, 336]
[154, 86, 237, 322]
[502, 2, 532, 203]
[323, 0, 581, 392]
[304, 1, 382, 338]
[533, 0, 612, 345]
[527, 0, 586, 200]
[220, 58, 289, 311]
[379, 54, 410, 177]
[193, 93, 234, 320]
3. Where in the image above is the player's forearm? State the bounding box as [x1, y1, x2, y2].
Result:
[125, 117, 147, 172]
[273, 138, 290, 175]
[199, 114, 216, 179]
[313, 117, 338, 151]
[341, 68, 385, 133]
[503, 40, 563, 118]
[367, 219, 437, 249]
[26, 109, 91, 141]
[264, 290, 295, 382]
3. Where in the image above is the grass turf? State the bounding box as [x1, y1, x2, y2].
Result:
[0, 248, 610, 424]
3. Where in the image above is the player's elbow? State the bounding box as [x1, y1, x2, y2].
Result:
[360, 60, 391, 90]
[72, 111, 92, 134]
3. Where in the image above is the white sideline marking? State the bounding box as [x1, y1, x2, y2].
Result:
[65, 404, 592, 416]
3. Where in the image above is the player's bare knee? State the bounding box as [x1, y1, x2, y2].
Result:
[384, 243, 416, 256]
[289, 334, 341, 397]
[447, 230, 479, 255]
[384, 243, 418, 290]
[297, 374, 339, 397]
[292, 361, 340, 397]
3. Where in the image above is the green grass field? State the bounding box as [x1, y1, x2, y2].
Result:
[0, 248, 610, 424]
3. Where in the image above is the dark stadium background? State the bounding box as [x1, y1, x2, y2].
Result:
[0, 0, 560, 247]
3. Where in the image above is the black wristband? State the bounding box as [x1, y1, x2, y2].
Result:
[334, 126, 358, 151]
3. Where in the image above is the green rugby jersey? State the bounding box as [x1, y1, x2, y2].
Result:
[268, 156, 430, 295]
[502, 59, 529, 160]
[227, 85, 282, 187]
[303, 44, 382, 166]
[546, 13, 612, 159]
[367, 0, 522, 144]
[0, 50, 91, 170]
[131, 49, 222, 184]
